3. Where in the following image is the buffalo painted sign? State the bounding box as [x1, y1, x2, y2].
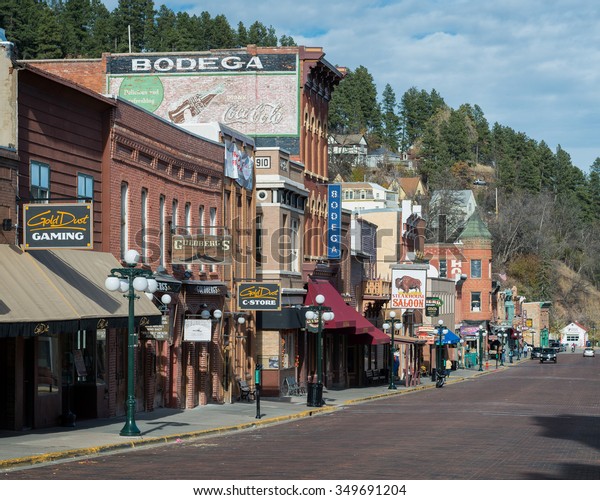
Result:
[391, 268, 427, 309]
[23, 203, 93, 249]
[237, 283, 281, 311]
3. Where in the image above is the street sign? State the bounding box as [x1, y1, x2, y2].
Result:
[426, 296, 443, 307]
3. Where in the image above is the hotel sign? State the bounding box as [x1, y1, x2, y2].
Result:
[238, 283, 281, 311]
[23, 203, 93, 250]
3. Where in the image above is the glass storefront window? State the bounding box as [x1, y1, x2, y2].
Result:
[37, 336, 59, 394]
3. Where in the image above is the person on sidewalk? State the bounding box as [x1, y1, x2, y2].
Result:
[445, 359, 452, 377]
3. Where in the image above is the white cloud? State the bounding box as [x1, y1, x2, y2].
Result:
[102, 0, 600, 170]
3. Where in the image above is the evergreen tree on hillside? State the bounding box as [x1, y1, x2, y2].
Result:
[399, 87, 445, 153]
[112, 0, 156, 52]
[328, 66, 381, 139]
[380, 84, 400, 152]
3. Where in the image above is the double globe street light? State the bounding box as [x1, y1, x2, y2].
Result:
[478, 324, 487, 372]
[105, 249, 158, 436]
[382, 311, 402, 390]
[305, 294, 334, 407]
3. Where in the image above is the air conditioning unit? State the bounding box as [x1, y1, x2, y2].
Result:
[257, 190, 269, 202]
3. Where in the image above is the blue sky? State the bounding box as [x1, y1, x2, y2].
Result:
[102, 0, 600, 172]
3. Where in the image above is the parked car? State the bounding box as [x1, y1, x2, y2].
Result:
[530, 347, 542, 360]
[540, 348, 557, 363]
[583, 348, 595, 357]
[473, 179, 487, 186]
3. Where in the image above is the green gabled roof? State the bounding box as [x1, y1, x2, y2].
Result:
[458, 211, 492, 240]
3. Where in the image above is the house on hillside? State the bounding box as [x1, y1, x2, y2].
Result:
[366, 147, 412, 170]
[328, 134, 368, 166]
[389, 177, 427, 202]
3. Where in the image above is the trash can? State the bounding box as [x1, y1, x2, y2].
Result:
[306, 382, 323, 407]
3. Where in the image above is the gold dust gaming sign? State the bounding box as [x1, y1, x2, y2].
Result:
[23, 203, 93, 249]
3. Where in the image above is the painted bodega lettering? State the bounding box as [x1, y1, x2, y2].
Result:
[131, 56, 265, 72]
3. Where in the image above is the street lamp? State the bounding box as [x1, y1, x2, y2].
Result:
[458, 338, 465, 369]
[435, 319, 448, 385]
[382, 311, 402, 390]
[478, 324, 487, 371]
[105, 249, 158, 436]
[305, 294, 334, 407]
[498, 331, 507, 366]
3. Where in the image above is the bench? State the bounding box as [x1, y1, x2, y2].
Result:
[365, 369, 386, 384]
[237, 379, 255, 402]
[282, 376, 305, 396]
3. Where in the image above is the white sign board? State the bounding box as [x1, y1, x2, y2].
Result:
[183, 319, 212, 342]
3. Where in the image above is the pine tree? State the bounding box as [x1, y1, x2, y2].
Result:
[380, 84, 400, 152]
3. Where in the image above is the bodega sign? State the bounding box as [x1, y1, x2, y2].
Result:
[24, 203, 93, 250]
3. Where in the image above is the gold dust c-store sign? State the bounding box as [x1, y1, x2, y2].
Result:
[23, 203, 93, 249]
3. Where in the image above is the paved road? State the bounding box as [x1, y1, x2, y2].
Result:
[3, 352, 599, 481]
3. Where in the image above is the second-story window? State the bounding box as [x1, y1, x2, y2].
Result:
[159, 195, 165, 267]
[141, 188, 148, 262]
[256, 215, 262, 268]
[291, 218, 299, 273]
[439, 259, 447, 278]
[31, 161, 50, 202]
[471, 292, 481, 312]
[77, 173, 94, 202]
[471, 259, 482, 279]
[120, 182, 129, 260]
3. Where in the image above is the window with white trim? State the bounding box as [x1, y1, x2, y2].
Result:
[31, 161, 50, 202]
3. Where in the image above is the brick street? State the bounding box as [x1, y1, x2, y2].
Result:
[3, 352, 599, 481]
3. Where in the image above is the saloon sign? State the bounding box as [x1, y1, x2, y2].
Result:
[391, 268, 427, 309]
[23, 203, 93, 250]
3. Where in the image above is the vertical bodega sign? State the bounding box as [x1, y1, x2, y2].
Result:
[23, 203, 93, 250]
[327, 184, 341, 260]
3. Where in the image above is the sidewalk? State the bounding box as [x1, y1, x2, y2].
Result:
[0, 364, 507, 471]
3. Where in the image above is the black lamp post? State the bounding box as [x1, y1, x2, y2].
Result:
[499, 331, 507, 366]
[478, 324, 486, 371]
[305, 293, 334, 407]
[105, 249, 158, 436]
[382, 311, 401, 390]
[436, 319, 448, 384]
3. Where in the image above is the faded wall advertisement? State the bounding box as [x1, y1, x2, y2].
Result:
[106, 52, 299, 137]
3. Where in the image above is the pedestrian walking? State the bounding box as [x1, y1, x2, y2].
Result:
[445, 358, 452, 377]
[523, 344, 529, 358]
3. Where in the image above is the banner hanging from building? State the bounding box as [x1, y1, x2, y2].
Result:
[327, 184, 341, 260]
[23, 203, 93, 250]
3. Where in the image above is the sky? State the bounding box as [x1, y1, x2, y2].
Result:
[103, 0, 600, 172]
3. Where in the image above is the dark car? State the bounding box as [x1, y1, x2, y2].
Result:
[530, 347, 542, 360]
[540, 348, 557, 363]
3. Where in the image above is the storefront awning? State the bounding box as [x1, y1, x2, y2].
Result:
[305, 279, 356, 330]
[305, 279, 389, 345]
[0, 245, 162, 337]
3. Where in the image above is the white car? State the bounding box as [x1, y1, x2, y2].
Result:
[583, 348, 595, 357]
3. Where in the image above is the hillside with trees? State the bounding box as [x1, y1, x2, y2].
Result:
[2, 0, 600, 333]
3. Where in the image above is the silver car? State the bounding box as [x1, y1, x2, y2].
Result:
[583, 348, 595, 357]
